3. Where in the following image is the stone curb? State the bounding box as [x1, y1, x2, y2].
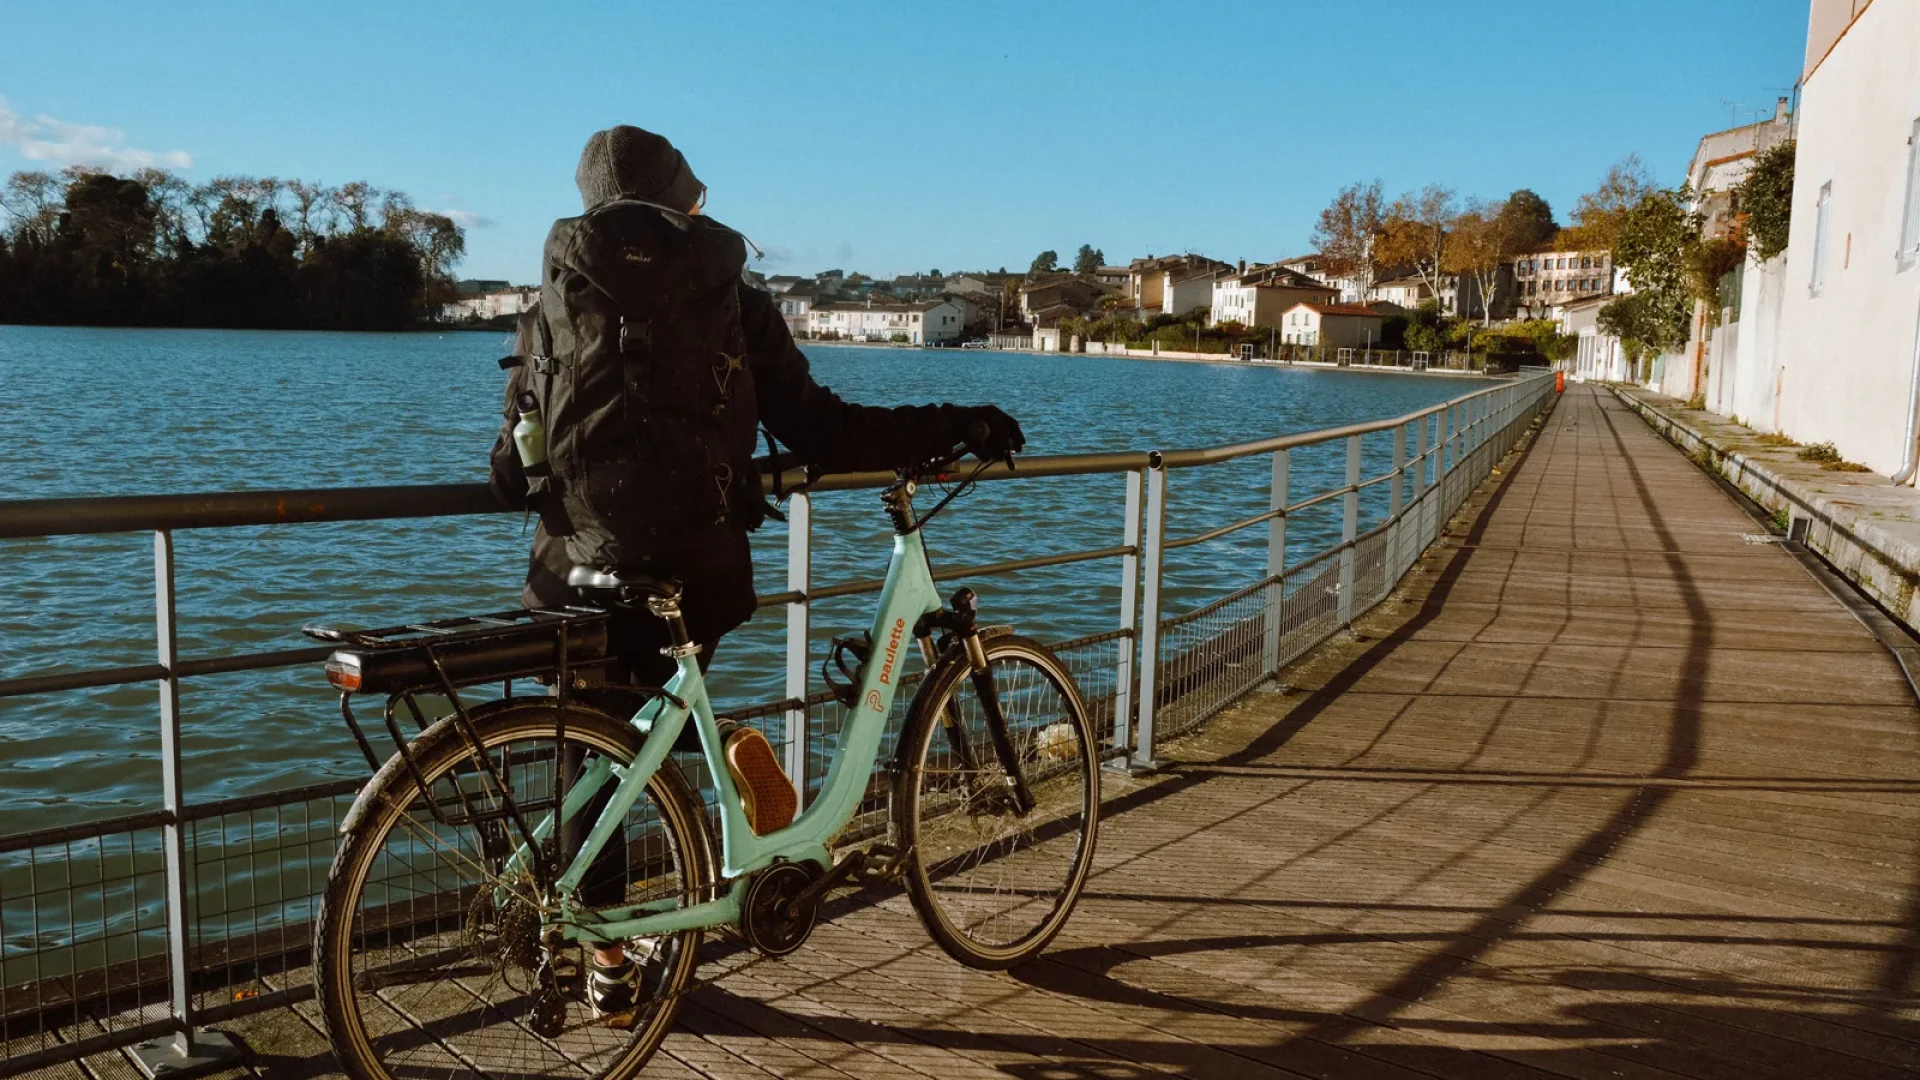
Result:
[1607, 383, 1920, 636]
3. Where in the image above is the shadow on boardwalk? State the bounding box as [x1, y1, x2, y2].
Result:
[80, 386, 1920, 1079]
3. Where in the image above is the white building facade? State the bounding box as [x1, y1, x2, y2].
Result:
[1765, 0, 1920, 475]
[807, 299, 966, 344]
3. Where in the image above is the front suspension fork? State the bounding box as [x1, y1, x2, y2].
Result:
[916, 589, 1035, 815]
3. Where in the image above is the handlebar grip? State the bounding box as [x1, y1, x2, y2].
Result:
[964, 419, 992, 451]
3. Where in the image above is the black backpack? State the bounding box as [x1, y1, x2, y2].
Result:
[501, 200, 762, 573]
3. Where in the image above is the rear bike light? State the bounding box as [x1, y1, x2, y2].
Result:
[325, 655, 363, 692]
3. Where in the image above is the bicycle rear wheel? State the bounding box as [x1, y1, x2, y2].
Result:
[315, 701, 712, 1080]
[893, 635, 1099, 968]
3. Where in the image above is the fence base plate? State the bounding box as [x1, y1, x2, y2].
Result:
[1121, 756, 1168, 776]
[130, 1029, 244, 1079]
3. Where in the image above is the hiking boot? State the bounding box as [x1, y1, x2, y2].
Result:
[724, 725, 798, 835]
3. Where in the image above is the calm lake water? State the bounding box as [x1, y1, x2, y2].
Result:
[0, 325, 1493, 830]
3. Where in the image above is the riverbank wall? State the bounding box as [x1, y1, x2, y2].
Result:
[796, 337, 1511, 378]
[1614, 384, 1920, 638]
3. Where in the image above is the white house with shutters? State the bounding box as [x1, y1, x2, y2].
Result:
[806, 298, 966, 344]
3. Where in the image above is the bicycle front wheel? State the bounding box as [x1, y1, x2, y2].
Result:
[314, 701, 713, 1080]
[893, 634, 1099, 968]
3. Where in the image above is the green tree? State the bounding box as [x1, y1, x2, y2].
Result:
[0, 167, 463, 330]
[61, 173, 159, 272]
[1611, 187, 1698, 351]
[1029, 249, 1059, 274]
[1496, 189, 1557, 251]
[1072, 245, 1104, 274]
[1736, 139, 1795, 261]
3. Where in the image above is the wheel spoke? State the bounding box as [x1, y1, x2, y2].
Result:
[320, 708, 707, 1079]
[901, 640, 1097, 966]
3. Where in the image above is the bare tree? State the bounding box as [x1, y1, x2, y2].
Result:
[1310, 180, 1386, 301]
[334, 181, 376, 232]
[0, 171, 65, 246]
[1376, 184, 1458, 306]
[1444, 197, 1516, 326]
[132, 168, 194, 256]
[1560, 154, 1656, 252]
[284, 179, 331, 246]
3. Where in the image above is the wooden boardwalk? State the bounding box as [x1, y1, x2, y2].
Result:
[35, 384, 1920, 1078]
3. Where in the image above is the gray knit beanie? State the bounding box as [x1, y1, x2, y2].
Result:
[574, 125, 704, 212]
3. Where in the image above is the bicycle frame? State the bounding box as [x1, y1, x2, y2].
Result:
[538, 525, 946, 946]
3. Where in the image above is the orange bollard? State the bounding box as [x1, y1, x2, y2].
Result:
[1556, 370, 1566, 393]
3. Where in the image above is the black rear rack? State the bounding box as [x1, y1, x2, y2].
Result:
[303, 606, 612, 696]
[300, 606, 616, 860]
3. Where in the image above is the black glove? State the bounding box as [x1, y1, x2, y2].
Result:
[945, 404, 1026, 463]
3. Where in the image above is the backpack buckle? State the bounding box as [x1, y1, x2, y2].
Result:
[529, 355, 556, 375]
[618, 317, 651, 355]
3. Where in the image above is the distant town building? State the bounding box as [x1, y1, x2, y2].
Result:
[1372, 276, 1433, 311]
[1277, 253, 1376, 304]
[1019, 275, 1115, 323]
[1208, 262, 1338, 328]
[943, 274, 992, 297]
[1513, 247, 1614, 319]
[765, 275, 808, 294]
[1125, 254, 1232, 318]
[440, 285, 537, 323]
[1092, 265, 1131, 294]
[1278, 302, 1386, 348]
[884, 273, 947, 297]
[1561, 292, 1628, 382]
[775, 282, 824, 339]
[806, 298, 966, 344]
[455, 279, 511, 296]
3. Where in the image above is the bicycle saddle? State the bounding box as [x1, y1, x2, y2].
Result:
[566, 566, 682, 600]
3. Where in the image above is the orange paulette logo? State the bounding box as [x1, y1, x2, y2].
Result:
[865, 690, 884, 713]
[877, 618, 907, 687]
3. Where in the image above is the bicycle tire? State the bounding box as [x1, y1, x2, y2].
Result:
[315, 701, 713, 1080]
[892, 634, 1099, 969]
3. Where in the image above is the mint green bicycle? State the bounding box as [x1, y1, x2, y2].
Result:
[304, 446, 1101, 1079]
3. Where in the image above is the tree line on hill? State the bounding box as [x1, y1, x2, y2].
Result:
[0, 167, 466, 330]
[1311, 145, 1796, 365]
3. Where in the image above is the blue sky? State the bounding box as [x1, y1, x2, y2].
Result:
[3, 0, 1809, 283]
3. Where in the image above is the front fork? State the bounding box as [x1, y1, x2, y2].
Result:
[915, 588, 1035, 815]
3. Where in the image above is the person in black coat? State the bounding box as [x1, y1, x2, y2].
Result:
[486, 124, 1024, 1015]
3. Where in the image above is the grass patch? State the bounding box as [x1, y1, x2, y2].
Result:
[1798, 441, 1874, 472]
[1754, 432, 1798, 447]
[1684, 392, 1706, 410]
[1770, 506, 1790, 533]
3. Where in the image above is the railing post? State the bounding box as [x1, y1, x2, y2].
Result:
[783, 492, 811, 798]
[1389, 423, 1405, 576]
[1263, 448, 1289, 676]
[1338, 434, 1359, 628]
[1413, 413, 1431, 548]
[1132, 460, 1167, 771]
[1111, 470, 1143, 757]
[133, 531, 240, 1077]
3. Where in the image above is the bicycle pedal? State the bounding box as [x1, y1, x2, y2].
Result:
[725, 727, 797, 835]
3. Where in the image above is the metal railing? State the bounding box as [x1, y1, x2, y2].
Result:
[0, 372, 1555, 1074]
